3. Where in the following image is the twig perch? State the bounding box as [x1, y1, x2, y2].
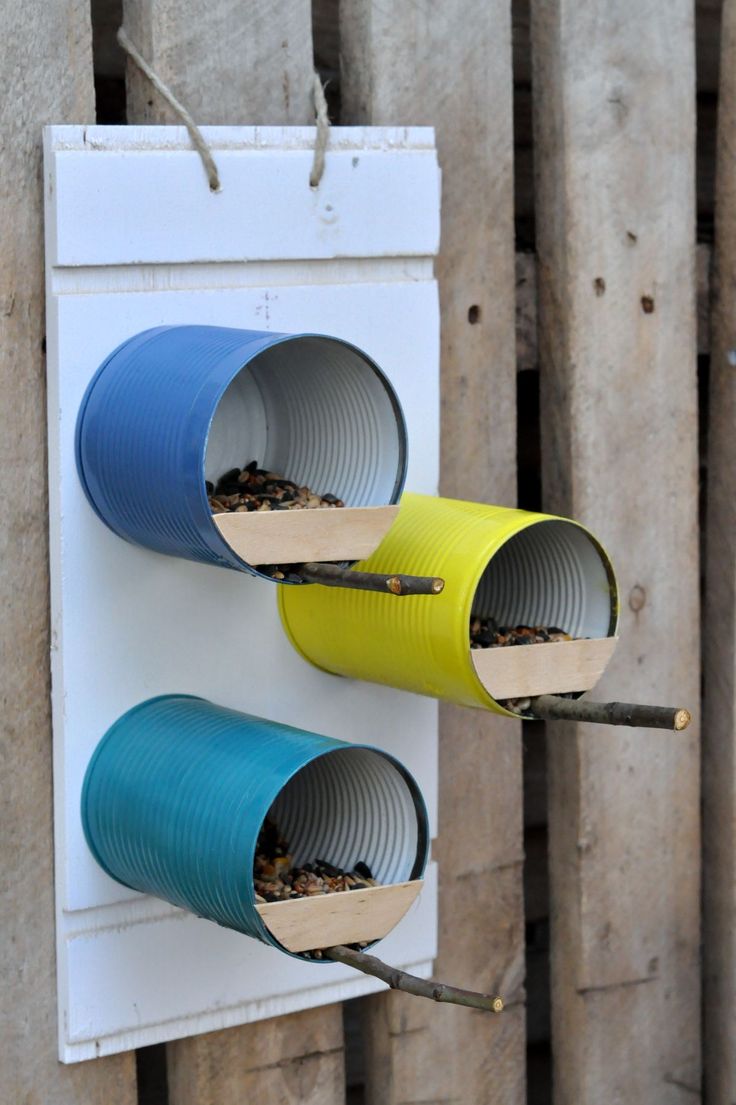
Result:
[299, 562, 444, 596]
[528, 695, 691, 731]
[326, 945, 504, 1013]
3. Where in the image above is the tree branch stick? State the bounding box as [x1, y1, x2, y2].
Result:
[529, 695, 691, 731]
[325, 944, 504, 1012]
[299, 562, 444, 595]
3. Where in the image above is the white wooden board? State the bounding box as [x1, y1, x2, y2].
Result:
[45, 125, 440, 1062]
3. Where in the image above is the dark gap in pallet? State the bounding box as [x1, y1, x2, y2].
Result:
[695, 0, 722, 242]
[517, 334, 550, 1105]
[517, 370, 541, 512]
[698, 352, 711, 706]
[526, 1042, 552, 1105]
[136, 1043, 169, 1105]
[313, 0, 342, 123]
[91, 0, 126, 124]
[512, 0, 535, 248]
[524, 725, 551, 1105]
[697, 93, 718, 243]
[513, 82, 535, 251]
[343, 998, 366, 1096]
[95, 76, 126, 124]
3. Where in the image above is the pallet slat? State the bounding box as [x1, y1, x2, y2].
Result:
[532, 0, 701, 1099]
[340, 2, 525, 1103]
[1, 0, 137, 1100]
[703, 1, 736, 1099]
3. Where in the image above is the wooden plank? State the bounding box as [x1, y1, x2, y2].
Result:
[214, 505, 399, 566]
[167, 1007, 345, 1105]
[703, 2, 736, 1100]
[119, 1, 346, 1100]
[471, 637, 618, 700]
[516, 244, 712, 371]
[531, 1, 701, 1100]
[340, 4, 525, 1104]
[257, 880, 423, 953]
[0, 0, 135, 1099]
[123, 0, 315, 125]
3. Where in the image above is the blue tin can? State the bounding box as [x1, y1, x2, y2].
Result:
[75, 325, 408, 580]
[81, 695, 429, 959]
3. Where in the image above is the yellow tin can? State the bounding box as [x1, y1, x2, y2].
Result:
[278, 493, 619, 717]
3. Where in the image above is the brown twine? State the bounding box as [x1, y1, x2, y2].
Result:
[310, 72, 330, 188]
[118, 29, 328, 193]
[117, 27, 221, 192]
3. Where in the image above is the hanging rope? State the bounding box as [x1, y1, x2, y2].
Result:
[310, 72, 331, 188]
[117, 27, 221, 192]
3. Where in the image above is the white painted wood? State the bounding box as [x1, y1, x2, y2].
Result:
[257, 880, 424, 952]
[471, 637, 619, 700]
[213, 505, 400, 566]
[63, 864, 437, 1062]
[46, 125, 440, 267]
[45, 125, 440, 1061]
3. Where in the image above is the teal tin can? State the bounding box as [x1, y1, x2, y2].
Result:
[82, 696, 429, 959]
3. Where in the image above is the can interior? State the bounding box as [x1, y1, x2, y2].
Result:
[205, 336, 404, 507]
[471, 519, 616, 639]
[264, 747, 425, 890]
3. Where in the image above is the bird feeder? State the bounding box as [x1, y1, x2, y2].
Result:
[75, 325, 407, 580]
[279, 493, 620, 718]
[82, 695, 428, 956]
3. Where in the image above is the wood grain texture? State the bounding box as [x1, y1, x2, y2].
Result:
[214, 505, 399, 566]
[341, 3, 525, 1102]
[531, 1, 701, 1100]
[472, 637, 618, 700]
[516, 244, 712, 370]
[257, 880, 423, 953]
[118, 1, 345, 1099]
[122, 0, 314, 125]
[166, 1006, 345, 1105]
[0, 1, 136, 1099]
[703, 1, 736, 1099]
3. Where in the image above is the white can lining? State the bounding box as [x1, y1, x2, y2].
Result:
[266, 748, 422, 888]
[472, 519, 615, 640]
[205, 336, 404, 506]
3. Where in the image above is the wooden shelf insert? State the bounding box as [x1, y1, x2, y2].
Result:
[471, 636, 619, 700]
[255, 878, 423, 953]
[213, 504, 399, 566]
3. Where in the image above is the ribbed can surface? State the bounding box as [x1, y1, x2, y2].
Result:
[82, 696, 428, 958]
[279, 493, 619, 715]
[75, 325, 407, 580]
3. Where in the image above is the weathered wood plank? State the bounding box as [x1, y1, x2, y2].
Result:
[340, 3, 525, 1103]
[119, 1, 345, 1100]
[122, 0, 314, 125]
[0, 1, 136, 1099]
[703, 2, 736, 1100]
[166, 1007, 345, 1105]
[531, 1, 701, 1100]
